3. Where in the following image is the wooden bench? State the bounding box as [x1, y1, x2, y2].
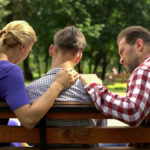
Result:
[0, 102, 150, 150]
[106, 73, 130, 83]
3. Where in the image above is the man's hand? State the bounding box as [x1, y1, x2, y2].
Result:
[55, 69, 78, 90]
[80, 74, 102, 86]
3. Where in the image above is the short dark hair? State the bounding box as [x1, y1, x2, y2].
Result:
[117, 26, 150, 45]
[54, 26, 86, 54]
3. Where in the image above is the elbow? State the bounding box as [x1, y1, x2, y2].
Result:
[20, 119, 37, 129]
[125, 108, 144, 126]
[127, 118, 142, 127]
[128, 122, 138, 127]
[129, 119, 143, 127]
[119, 116, 140, 127]
[22, 124, 35, 129]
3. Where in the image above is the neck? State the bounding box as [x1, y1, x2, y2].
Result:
[51, 50, 76, 69]
[139, 47, 150, 64]
[52, 60, 74, 69]
[0, 53, 9, 61]
[0, 48, 19, 64]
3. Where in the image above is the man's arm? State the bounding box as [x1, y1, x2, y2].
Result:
[80, 69, 150, 126]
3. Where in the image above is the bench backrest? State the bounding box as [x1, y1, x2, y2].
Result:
[0, 102, 150, 150]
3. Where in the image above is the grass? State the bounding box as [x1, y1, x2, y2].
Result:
[105, 82, 126, 92]
[104, 82, 126, 96]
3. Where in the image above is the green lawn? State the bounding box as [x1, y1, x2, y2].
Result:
[105, 82, 126, 96]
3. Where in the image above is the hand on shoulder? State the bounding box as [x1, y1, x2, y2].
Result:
[80, 74, 102, 86]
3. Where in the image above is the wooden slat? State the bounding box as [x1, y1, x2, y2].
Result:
[0, 111, 150, 120]
[0, 147, 150, 150]
[46, 127, 150, 144]
[46, 112, 107, 119]
[0, 148, 39, 150]
[2, 126, 150, 144]
[0, 111, 106, 119]
[49, 148, 150, 150]
[0, 112, 16, 118]
[54, 102, 94, 105]
[0, 102, 150, 119]
[0, 126, 40, 143]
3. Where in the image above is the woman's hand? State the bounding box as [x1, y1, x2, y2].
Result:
[55, 69, 79, 90]
[80, 74, 102, 87]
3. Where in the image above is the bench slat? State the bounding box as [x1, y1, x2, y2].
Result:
[0, 147, 150, 150]
[0, 112, 16, 118]
[0, 126, 40, 143]
[0, 102, 150, 119]
[1, 126, 150, 143]
[1, 111, 150, 119]
[46, 127, 150, 143]
[46, 112, 107, 119]
[1, 102, 150, 150]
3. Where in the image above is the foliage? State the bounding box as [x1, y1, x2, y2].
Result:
[0, 0, 10, 27]
[1, 0, 150, 80]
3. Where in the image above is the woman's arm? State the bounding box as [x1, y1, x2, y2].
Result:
[14, 69, 78, 129]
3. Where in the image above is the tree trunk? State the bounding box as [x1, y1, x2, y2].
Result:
[77, 62, 82, 73]
[89, 58, 92, 73]
[94, 56, 100, 73]
[44, 49, 49, 73]
[101, 55, 108, 80]
[23, 57, 33, 80]
[35, 54, 41, 78]
[118, 62, 122, 73]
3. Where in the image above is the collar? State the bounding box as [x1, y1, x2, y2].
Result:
[143, 54, 150, 63]
[45, 68, 62, 76]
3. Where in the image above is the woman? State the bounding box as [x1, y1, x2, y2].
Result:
[0, 20, 78, 129]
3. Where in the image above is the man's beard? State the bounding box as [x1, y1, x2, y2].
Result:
[126, 60, 139, 73]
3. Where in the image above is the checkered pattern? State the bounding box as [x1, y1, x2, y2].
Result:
[26, 68, 92, 103]
[26, 68, 106, 126]
[85, 55, 150, 126]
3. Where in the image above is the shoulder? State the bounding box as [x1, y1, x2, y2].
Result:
[27, 70, 54, 86]
[0, 61, 22, 78]
[8, 64, 23, 78]
[129, 64, 150, 82]
[27, 68, 60, 87]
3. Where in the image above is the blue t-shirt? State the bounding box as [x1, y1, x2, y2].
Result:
[0, 60, 30, 111]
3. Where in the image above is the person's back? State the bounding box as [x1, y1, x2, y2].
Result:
[26, 26, 106, 147]
[27, 68, 90, 103]
[0, 61, 28, 110]
[26, 68, 97, 127]
[0, 60, 15, 101]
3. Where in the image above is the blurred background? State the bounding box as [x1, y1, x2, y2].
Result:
[1, 0, 150, 94]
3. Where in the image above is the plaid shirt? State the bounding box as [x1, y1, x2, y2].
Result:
[84, 55, 150, 126]
[26, 68, 106, 127]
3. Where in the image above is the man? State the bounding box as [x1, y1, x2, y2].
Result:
[26, 26, 106, 147]
[80, 26, 150, 147]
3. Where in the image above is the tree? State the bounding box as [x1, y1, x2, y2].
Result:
[2, 0, 150, 80]
[0, 0, 10, 27]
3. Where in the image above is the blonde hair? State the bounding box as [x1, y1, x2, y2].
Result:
[0, 20, 37, 47]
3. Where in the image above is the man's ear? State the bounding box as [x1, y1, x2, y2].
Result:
[136, 39, 144, 52]
[49, 44, 54, 56]
[75, 52, 82, 65]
